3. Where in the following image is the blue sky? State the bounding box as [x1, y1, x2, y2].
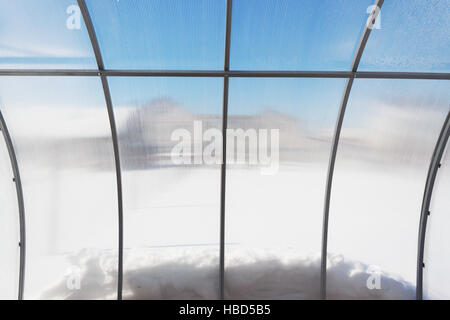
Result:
[87, 0, 226, 70]
[0, 0, 96, 68]
[108, 76, 224, 113]
[86, 0, 373, 71]
[343, 79, 450, 127]
[229, 0, 371, 70]
[1, 0, 448, 72]
[359, 0, 450, 72]
[0, 0, 448, 120]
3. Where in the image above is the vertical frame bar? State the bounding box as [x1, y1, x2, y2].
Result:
[219, 0, 233, 300]
[416, 110, 450, 299]
[320, 0, 384, 299]
[77, 0, 124, 300]
[320, 75, 354, 299]
[0, 110, 26, 300]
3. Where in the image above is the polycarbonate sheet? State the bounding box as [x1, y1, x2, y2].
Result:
[230, 0, 372, 70]
[0, 77, 118, 299]
[424, 138, 450, 299]
[328, 80, 450, 300]
[85, 0, 226, 70]
[0, 0, 96, 69]
[108, 77, 222, 299]
[0, 136, 20, 299]
[225, 78, 345, 299]
[360, 0, 450, 72]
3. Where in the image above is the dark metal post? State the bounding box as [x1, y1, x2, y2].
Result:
[219, 0, 233, 300]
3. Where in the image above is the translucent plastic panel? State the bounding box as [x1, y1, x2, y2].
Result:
[86, 0, 226, 70]
[230, 0, 372, 70]
[225, 78, 345, 299]
[424, 138, 450, 299]
[0, 136, 20, 299]
[0, 77, 117, 299]
[108, 77, 222, 299]
[360, 0, 450, 72]
[0, 0, 96, 69]
[328, 80, 450, 300]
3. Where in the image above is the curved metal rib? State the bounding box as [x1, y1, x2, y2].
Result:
[0, 110, 26, 300]
[219, 0, 233, 300]
[320, 0, 384, 300]
[77, 0, 124, 300]
[416, 110, 450, 300]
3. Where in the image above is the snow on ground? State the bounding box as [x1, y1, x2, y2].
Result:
[39, 247, 414, 300]
[10, 165, 424, 299]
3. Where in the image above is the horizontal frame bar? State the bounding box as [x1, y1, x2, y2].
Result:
[0, 69, 449, 79]
[355, 71, 450, 80]
[0, 70, 351, 77]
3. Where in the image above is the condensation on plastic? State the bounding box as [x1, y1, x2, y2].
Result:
[360, 0, 450, 72]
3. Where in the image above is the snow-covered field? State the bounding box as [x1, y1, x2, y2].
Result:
[3, 164, 425, 300]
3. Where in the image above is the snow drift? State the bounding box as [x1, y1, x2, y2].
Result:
[39, 247, 415, 300]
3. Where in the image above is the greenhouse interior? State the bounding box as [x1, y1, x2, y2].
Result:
[0, 0, 449, 301]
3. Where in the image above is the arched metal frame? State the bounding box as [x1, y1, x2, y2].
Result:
[320, 0, 384, 300]
[77, 0, 124, 300]
[416, 111, 450, 300]
[219, 0, 233, 300]
[0, 0, 449, 300]
[0, 110, 26, 300]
